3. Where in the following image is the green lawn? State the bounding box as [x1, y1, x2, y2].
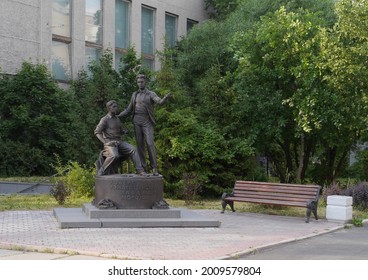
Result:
[1, 176, 367, 223]
[1, 194, 367, 225]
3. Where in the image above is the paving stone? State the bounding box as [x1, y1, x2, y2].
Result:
[0, 209, 343, 260]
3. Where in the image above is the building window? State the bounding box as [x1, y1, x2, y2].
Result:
[187, 19, 198, 34]
[51, 0, 71, 81]
[52, 0, 71, 37]
[52, 41, 71, 81]
[85, 0, 103, 44]
[165, 13, 177, 48]
[85, 47, 101, 66]
[115, 0, 130, 69]
[85, 0, 103, 71]
[141, 6, 155, 69]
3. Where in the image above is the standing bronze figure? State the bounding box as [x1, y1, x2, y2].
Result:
[118, 74, 171, 176]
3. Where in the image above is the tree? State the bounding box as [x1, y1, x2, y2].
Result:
[298, 0, 368, 185]
[231, 0, 368, 186]
[149, 0, 337, 195]
[153, 17, 258, 197]
[232, 6, 329, 183]
[0, 62, 75, 175]
[204, 0, 240, 19]
[70, 49, 122, 166]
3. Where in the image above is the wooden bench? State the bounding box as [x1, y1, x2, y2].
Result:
[221, 181, 321, 223]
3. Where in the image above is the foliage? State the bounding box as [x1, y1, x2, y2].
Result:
[148, 0, 340, 196]
[204, 0, 240, 19]
[3, 0, 368, 199]
[321, 184, 343, 203]
[231, 5, 330, 183]
[182, 172, 203, 204]
[226, 0, 368, 187]
[347, 147, 368, 181]
[352, 217, 363, 227]
[69, 49, 124, 166]
[71, 54, 118, 167]
[344, 182, 368, 210]
[304, 0, 368, 186]
[53, 159, 95, 199]
[156, 13, 258, 197]
[0, 62, 75, 176]
[322, 181, 368, 210]
[117, 46, 152, 104]
[50, 180, 70, 205]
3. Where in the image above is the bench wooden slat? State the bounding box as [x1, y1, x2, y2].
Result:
[234, 188, 316, 197]
[235, 184, 318, 193]
[224, 197, 307, 207]
[231, 192, 315, 202]
[236, 181, 318, 189]
[221, 180, 320, 222]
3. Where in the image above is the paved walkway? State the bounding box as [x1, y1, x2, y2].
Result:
[0, 209, 345, 260]
[241, 222, 368, 259]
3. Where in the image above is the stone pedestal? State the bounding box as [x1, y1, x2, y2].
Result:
[93, 174, 166, 209]
[326, 195, 353, 223]
[53, 174, 221, 228]
[53, 204, 221, 228]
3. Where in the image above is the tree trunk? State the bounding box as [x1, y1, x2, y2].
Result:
[332, 149, 349, 185]
[296, 134, 305, 183]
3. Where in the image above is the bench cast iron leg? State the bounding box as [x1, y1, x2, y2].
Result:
[306, 200, 318, 223]
[220, 192, 235, 213]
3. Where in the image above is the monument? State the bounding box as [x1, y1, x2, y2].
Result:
[53, 99, 220, 228]
[92, 99, 168, 210]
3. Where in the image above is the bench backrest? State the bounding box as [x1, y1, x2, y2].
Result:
[232, 181, 320, 207]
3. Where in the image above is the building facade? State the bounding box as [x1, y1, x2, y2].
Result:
[0, 0, 208, 81]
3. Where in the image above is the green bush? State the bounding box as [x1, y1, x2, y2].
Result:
[53, 160, 95, 199]
[0, 62, 75, 176]
[352, 217, 363, 227]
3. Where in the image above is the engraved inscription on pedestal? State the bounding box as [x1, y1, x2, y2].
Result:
[94, 174, 165, 209]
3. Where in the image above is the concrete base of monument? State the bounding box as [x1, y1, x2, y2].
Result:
[53, 203, 221, 228]
[53, 174, 221, 228]
[93, 174, 166, 209]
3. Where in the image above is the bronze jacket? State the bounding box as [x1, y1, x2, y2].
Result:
[118, 89, 168, 125]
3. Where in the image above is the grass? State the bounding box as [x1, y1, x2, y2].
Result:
[0, 194, 91, 211]
[1, 194, 367, 222]
[1, 176, 367, 220]
[168, 198, 324, 217]
[179, 199, 368, 221]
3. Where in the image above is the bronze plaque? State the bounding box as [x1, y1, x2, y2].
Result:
[94, 174, 164, 209]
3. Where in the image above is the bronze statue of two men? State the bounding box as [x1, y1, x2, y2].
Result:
[95, 74, 171, 176]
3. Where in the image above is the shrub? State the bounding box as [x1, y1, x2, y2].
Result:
[322, 181, 368, 210]
[50, 180, 70, 205]
[321, 184, 343, 203]
[182, 172, 203, 205]
[53, 160, 95, 199]
[352, 217, 363, 227]
[343, 182, 368, 210]
[0, 62, 75, 176]
[65, 162, 95, 198]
